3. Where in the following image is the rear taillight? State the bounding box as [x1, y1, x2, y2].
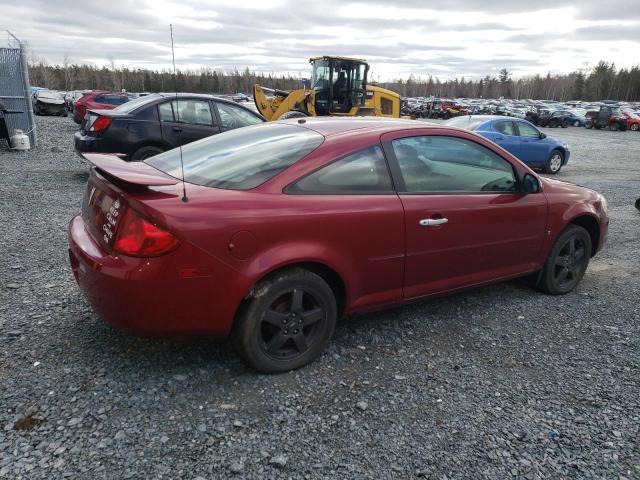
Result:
[113, 209, 179, 257]
[89, 116, 112, 132]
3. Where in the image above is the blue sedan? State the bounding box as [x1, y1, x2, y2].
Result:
[445, 115, 570, 174]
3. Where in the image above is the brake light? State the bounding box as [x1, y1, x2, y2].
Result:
[89, 116, 113, 132]
[114, 209, 179, 257]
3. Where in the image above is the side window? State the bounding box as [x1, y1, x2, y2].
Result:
[158, 102, 174, 122]
[517, 122, 540, 138]
[287, 145, 393, 194]
[392, 136, 517, 193]
[216, 102, 263, 129]
[495, 121, 516, 136]
[172, 100, 213, 126]
[380, 97, 393, 115]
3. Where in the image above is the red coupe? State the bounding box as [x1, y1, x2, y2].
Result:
[68, 118, 609, 372]
[73, 91, 130, 124]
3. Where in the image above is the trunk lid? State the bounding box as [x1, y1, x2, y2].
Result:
[81, 154, 179, 252]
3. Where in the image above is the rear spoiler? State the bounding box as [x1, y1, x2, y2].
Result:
[82, 153, 179, 187]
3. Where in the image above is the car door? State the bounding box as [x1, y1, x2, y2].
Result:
[515, 121, 549, 166]
[381, 130, 548, 299]
[159, 99, 220, 148]
[490, 120, 520, 157]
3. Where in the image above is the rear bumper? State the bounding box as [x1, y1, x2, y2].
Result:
[74, 131, 104, 155]
[67, 215, 248, 338]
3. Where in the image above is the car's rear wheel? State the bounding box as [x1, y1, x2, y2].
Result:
[131, 145, 165, 161]
[537, 225, 591, 295]
[232, 268, 337, 373]
[544, 149, 563, 174]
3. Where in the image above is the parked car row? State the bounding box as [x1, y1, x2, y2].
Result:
[401, 96, 640, 132]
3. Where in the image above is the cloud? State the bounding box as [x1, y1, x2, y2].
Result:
[1, 0, 638, 80]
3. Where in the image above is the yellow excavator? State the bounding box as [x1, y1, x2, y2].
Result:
[254, 56, 400, 121]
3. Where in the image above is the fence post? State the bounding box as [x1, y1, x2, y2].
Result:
[19, 40, 36, 147]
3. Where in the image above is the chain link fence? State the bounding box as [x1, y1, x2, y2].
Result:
[0, 31, 36, 148]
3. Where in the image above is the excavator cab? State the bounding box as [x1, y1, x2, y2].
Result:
[310, 56, 368, 115]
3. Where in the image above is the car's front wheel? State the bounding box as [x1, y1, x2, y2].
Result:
[232, 268, 337, 373]
[537, 225, 591, 295]
[631, 123, 639, 131]
[544, 149, 564, 174]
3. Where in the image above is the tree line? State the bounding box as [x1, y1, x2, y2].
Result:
[27, 60, 640, 102]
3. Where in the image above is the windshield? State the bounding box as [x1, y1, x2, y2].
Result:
[312, 60, 331, 90]
[445, 116, 486, 131]
[115, 94, 161, 113]
[146, 123, 324, 190]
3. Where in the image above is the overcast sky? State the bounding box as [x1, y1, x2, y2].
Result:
[2, 0, 639, 80]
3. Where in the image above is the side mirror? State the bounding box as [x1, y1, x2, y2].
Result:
[522, 173, 540, 194]
[539, 132, 546, 139]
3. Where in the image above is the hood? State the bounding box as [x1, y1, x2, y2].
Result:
[36, 92, 65, 105]
[541, 176, 599, 198]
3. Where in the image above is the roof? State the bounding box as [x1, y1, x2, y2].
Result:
[309, 56, 368, 64]
[278, 116, 434, 136]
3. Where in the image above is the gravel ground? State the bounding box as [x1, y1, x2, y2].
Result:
[0, 116, 639, 479]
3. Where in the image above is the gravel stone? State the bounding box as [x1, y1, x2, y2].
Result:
[0, 115, 639, 478]
[269, 455, 288, 468]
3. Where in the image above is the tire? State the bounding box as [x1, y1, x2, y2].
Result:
[278, 111, 308, 120]
[561, 119, 569, 128]
[610, 122, 619, 131]
[544, 149, 564, 174]
[631, 123, 639, 131]
[573, 120, 580, 127]
[232, 268, 337, 373]
[537, 225, 592, 295]
[585, 120, 593, 129]
[636, 197, 640, 212]
[549, 119, 558, 128]
[130, 145, 165, 161]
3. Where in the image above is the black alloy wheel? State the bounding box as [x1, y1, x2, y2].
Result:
[232, 268, 337, 373]
[259, 288, 325, 360]
[537, 225, 592, 295]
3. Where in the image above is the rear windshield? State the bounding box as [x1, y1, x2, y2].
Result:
[115, 94, 161, 113]
[445, 116, 486, 131]
[146, 123, 324, 190]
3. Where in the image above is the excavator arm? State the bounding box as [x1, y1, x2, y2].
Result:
[253, 85, 316, 121]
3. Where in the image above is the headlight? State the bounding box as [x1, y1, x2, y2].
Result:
[598, 194, 608, 216]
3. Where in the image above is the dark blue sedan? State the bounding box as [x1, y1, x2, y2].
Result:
[445, 115, 570, 174]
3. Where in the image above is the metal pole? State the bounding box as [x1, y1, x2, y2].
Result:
[18, 40, 36, 147]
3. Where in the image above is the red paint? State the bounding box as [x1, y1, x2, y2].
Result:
[68, 119, 609, 338]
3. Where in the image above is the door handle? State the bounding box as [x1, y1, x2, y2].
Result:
[419, 218, 448, 227]
[172, 126, 183, 133]
[495, 135, 504, 141]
